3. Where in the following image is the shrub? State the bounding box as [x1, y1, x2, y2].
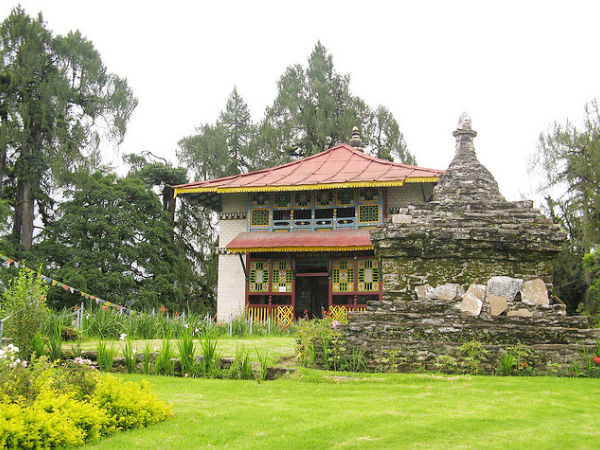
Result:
[0, 350, 171, 448]
[497, 344, 533, 376]
[296, 318, 339, 368]
[1, 268, 49, 359]
[0, 389, 111, 448]
[92, 375, 172, 431]
[61, 326, 81, 341]
[459, 341, 489, 375]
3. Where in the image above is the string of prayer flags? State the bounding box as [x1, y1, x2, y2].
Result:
[0, 252, 146, 318]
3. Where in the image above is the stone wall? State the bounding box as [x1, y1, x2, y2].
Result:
[373, 200, 563, 299]
[339, 297, 599, 374]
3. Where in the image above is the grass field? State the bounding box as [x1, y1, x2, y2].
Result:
[71, 336, 297, 365]
[80, 370, 600, 450]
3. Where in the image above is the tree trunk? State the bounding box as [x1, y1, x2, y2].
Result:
[0, 116, 7, 193]
[14, 175, 34, 250]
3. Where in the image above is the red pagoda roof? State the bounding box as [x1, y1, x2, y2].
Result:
[226, 229, 373, 253]
[174, 144, 442, 197]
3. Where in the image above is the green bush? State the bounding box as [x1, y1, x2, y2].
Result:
[1, 268, 50, 360]
[92, 375, 172, 431]
[61, 326, 81, 341]
[0, 389, 111, 448]
[0, 346, 172, 448]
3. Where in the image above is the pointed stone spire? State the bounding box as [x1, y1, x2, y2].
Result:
[349, 126, 364, 152]
[433, 113, 505, 204]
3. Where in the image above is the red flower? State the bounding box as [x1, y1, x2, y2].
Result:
[521, 362, 527, 367]
[593, 356, 600, 365]
[73, 305, 79, 311]
[175, 311, 179, 317]
[160, 306, 166, 314]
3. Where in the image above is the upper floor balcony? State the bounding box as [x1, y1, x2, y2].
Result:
[247, 188, 383, 232]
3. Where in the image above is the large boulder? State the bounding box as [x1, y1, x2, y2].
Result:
[521, 279, 549, 306]
[486, 276, 523, 300]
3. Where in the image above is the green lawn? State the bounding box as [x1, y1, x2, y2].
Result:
[71, 336, 296, 365]
[81, 370, 600, 449]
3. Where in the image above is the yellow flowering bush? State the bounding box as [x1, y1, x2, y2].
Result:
[0, 346, 172, 448]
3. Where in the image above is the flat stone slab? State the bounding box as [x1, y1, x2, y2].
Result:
[487, 294, 508, 316]
[521, 278, 549, 306]
[432, 283, 464, 301]
[459, 292, 482, 316]
[466, 283, 486, 300]
[507, 309, 534, 318]
[486, 276, 523, 300]
[415, 285, 431, 301]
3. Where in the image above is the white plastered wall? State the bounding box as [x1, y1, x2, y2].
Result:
[217, 193, 247, 321]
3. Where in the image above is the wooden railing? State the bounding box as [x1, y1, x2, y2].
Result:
[329, 305, 367, 321]
[246, 304, 366, 323]
[246, 305, 293, 325]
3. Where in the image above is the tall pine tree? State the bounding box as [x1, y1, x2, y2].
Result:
[0, 7, 137, 250]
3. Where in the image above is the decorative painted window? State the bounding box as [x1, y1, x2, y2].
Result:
[357, 259, 380, 292]
[316, 190, 334, 207]
[249, 261, 270, 292]
[332, 259, 355, 292]
[337, 189, 355, 205]
[294, 191, 313, 208]
[250, 193, 271, 207]
[271, 260, 293, 293]
[250, 209, 270, 227]
[247, 188, 382, 231]
[358, 204, 379, 223]
[274, 192, 291, 208]
[359, 188, 380, 202]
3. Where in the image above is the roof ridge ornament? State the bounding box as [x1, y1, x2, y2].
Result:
[349, 126, 364, 152]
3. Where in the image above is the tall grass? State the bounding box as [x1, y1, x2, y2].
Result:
[44, 305, 297, 341]
[155, 338, 175, 376]
[177, 329, 196, 376]
[97, 340, 117, 371]
[200, 334, 220, 378]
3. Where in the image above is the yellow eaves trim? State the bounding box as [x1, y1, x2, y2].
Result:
[227, 245, 374, 253]
[174, 177, 439, 198]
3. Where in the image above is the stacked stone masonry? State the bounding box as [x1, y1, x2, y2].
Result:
[338, 113, 597, 374]
[339, 294, 600, 373]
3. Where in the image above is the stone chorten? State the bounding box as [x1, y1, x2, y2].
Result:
[369, 113, 565, 294]
[337, 115, 596, 375]
[433, 113, 504, 203]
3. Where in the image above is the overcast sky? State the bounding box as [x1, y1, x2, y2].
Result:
[2, 0, 599, 204]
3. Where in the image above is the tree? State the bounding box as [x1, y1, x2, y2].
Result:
[124, 152, 216, 312]
[261, 42, 413, 164]
[37, 172, 192, 312]
[531, 100, 600, 314]
[0, 7, 137, 250]
[218, 86, 257, 173]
